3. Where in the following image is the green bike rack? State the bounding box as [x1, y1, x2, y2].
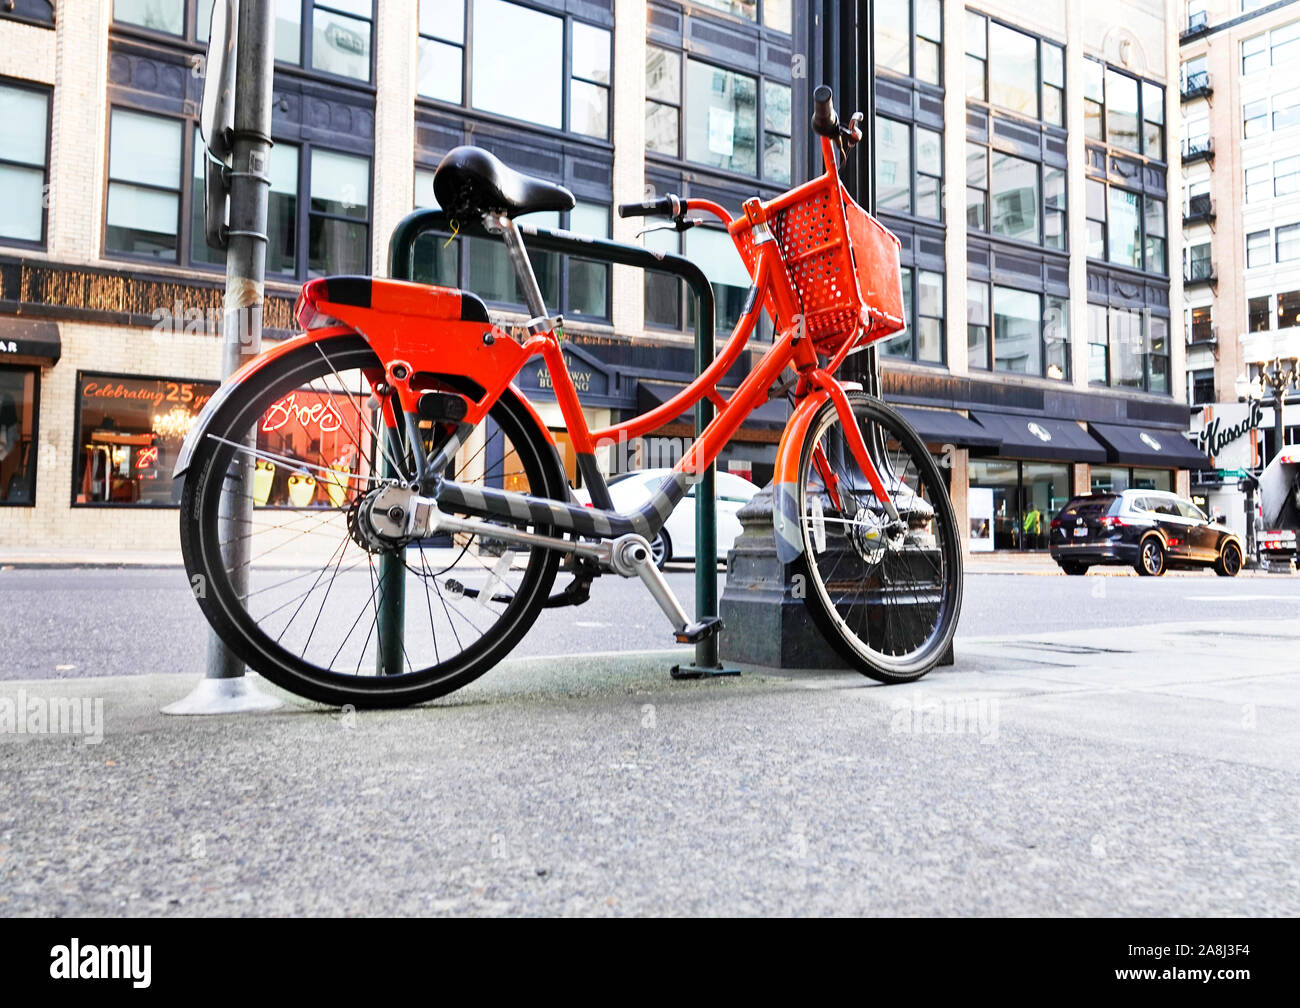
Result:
[379, 208, 737, 678]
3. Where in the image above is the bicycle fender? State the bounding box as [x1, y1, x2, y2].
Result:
[172, 324, 358, 479]
[771, 390, 829, 564]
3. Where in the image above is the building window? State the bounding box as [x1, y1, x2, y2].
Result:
[647, 33, 792, 185]
[686, 225, 753, 336]
[1277, 156, 1300, 198]
[1085, 181, 1166, 275]
[74, 373, 218, 506]
[1085, 59, 1165, 159]
[1271, 20, 1300, 66]
[1242, 33, 1267, 75]
[967, 279, 990, 370]
[1189, 304, 1213, 342]
[968, 282, 1069, 380]
[0, 367, 39, 506]
[1247, 295, 1270, 332]
[646, 47, 681, 157]
[882, 268, 944, 363]
[115, 2, 374, 83]
[969, 459, 1073, 551]
[570, 21, 612, 140]
[420, 2, 612, 139]
[966, 17, 1065, 126]
[876, 118, 943, 221]
[692, 0, 792, 32]
[993, 286, 1041, 375]
[106, 108, 183, 260]
[643, 227, 683, 330]
[876, 0, 943, 86]
[308, 149, 369, 276]
[1088, 306, 1169, 394]
[1275, 89, 1300, 131]
[114, 0, 185, 34]
[762, 81, 793, 185]
[1247, 229, 1271, 269]
[1245, 164, 1269, 203]
[965, 10, 987, 101]
[1087, 303, 1108, 384]
[1186, 240, 1213, 281]
[1243, 100, 1266, 138]
[685, 60, 758, 177]
[0, 80, 50, 246]
[417, 0, 465, 103]
[1278, 289, 1300, 328]
[1190, 369, 1215, 406]
[990, 151, 1039, 243]
[1279, 223, 1300, 264]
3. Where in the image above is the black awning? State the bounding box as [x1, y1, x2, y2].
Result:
[969, 410, 1108, 463]
[1088, 422, 1214, 469]
[637, 380, 789, 429]
[896, 406, 1001, 450]
[0, 317, 60, 363]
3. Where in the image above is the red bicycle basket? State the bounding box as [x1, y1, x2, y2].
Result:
[732, 175, 905, 354]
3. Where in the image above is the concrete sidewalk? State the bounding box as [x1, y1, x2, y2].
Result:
[1, 621, 1297, 916]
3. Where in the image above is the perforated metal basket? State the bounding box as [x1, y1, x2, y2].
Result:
[732, 174, 906, 355]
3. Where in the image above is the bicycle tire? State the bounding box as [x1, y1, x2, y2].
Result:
[791, 391, 962, 682]
[179, 333, 565, 707]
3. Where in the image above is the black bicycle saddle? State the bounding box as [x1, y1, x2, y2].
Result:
[433, 145, 575, 220]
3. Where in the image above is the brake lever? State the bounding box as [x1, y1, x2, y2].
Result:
[635, 216, 703, 238]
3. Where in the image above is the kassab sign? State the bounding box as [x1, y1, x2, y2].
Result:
[1195, 399, 1263, 461]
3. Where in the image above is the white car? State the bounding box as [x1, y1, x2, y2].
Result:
[572, 467, 761, 568]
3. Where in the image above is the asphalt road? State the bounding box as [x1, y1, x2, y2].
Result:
[2, 565, 1299, 681]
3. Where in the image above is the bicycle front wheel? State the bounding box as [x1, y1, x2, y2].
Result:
[179, 332, 565, 707]
[792, 391, 962, 682]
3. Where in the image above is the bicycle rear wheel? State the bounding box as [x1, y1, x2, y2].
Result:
[179, 333, 565, 707]
[792, 391, 962, 681]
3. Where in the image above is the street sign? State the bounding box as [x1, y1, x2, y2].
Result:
[1217, 468, 1251, 480]
[199, 0, 238, 250]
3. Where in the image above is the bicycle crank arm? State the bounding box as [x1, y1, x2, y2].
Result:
[407, 496, 717, 643]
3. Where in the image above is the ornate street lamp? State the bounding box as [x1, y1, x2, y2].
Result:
[1236, 355, 1300, 459]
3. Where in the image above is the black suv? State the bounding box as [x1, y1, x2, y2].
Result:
[1049, 489, 1244, 577]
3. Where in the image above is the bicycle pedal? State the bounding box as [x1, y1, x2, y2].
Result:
[674, 616, 724, 645]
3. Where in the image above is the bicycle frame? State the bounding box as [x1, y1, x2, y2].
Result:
[177, 135, 897, 562]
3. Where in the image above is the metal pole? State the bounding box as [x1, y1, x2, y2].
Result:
[166, 0, 279, 714]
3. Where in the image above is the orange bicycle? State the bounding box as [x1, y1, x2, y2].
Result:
[175, 86, 962, 707]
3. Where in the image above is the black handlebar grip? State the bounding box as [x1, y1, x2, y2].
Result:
[618, 195, 676, 218]
[811, 84, 839, 138]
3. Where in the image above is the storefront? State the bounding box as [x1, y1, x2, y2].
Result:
[965, 412, 1106, 551]
[0, 319, 59, 508]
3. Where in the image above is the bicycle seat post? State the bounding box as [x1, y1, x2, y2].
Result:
[485, 211, 554, 329]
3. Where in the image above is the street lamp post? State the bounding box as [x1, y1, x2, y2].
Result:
[1239, 356, 1300, 460]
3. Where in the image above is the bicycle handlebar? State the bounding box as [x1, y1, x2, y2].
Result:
[618, 194, 680, 219]
[811, 85, 840, 138]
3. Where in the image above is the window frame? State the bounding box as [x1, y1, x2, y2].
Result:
[0, 364, 40, 507]
[104, 105, 186, 264]
[111, 1, 378, 86]
[103, 104, 373, 279]
[876, 0, 944, 87]
[70, 369, 220, 509]
[881, 266, 947, 365]
[1085, 181, 1167, 276]
[876, 116, 944, 223]
[0, 77, 52, 250]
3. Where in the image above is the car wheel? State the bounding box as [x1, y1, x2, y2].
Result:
[650, 529, 671, 571]
[1214, 541, 1242, 578]
[1058, 560, 1089, 576]
[1135, 537, 1165, 577]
